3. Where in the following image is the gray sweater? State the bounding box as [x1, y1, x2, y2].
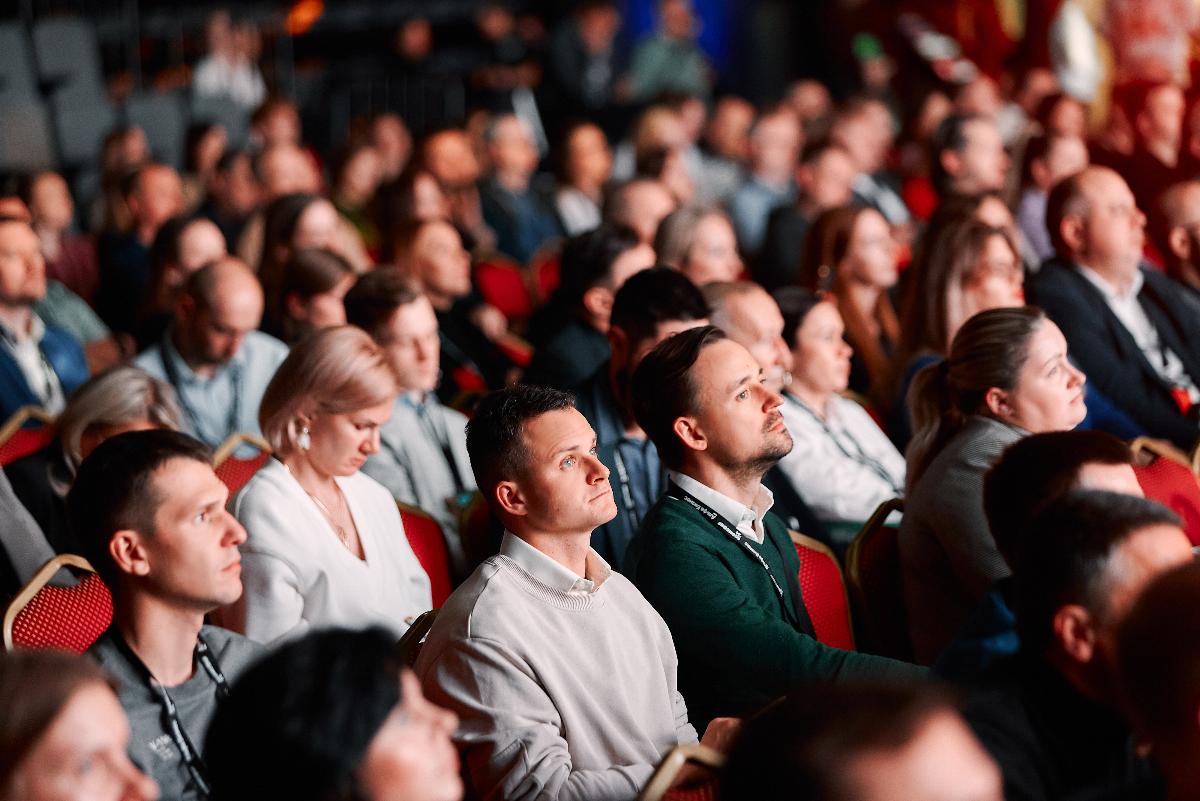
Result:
[416, 533, 698, 801]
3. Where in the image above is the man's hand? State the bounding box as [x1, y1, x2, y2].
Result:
[668, 718, 742, 790]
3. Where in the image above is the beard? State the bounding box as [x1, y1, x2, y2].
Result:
[721, 414, 794, 486]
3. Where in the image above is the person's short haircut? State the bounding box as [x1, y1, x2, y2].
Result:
[609, 266, 709, 346]
[259, 326, 400, 456]
[0, 649, 115, 792]
[343, 269, 425, 343]
[1044, 169, 1091, 255]
[930, 112, 989, 194]
[630, 324, 727, 470]
[205, 626, 403, 801]
[465, 385, 576, 499]
[273, 247, 355, 335]
[701, 280, 762, 332]
[721, 682, 959, 801]
[1016, 490, 1181, 656]
[555, 223, 643, 311]
[181, 258, 257, 313]
[1119, 560, 1200, 741]
[773, 287, 825, 349]
[984, 431, 1134, 570]
[67, 429, 212, 586]
[653, 206, 722, 270]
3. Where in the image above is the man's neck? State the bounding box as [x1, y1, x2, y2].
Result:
[1078, 259, 1138, 296]
[517, 530, 591, 578]
[114, 594, 206, 688]
[170, 329, 218, 379]
[677, 458, 762, 509]
[495, 170, 530, 194]
[0, 305, 33, 338]
[1145, 138, 1179, 168]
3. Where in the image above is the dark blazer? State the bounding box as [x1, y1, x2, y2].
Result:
[0, 324, 88, 421]
[1028, 259, 1200, 450]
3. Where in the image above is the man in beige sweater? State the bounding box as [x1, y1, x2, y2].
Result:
[416, 384, 735, 801]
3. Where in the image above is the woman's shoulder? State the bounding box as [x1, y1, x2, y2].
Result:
[232, 459, 298, 514]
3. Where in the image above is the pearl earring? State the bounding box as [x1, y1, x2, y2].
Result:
[298, 426, 311, 451]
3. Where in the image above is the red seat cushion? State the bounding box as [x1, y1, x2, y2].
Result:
[1135, 459, 1200, 545]
[474, 258, 533, 320]
[794, 541, 854, 650]
[664, 780, 719, 801]
[0, 425, 54, 467]
[214, 450, 271, 495]
[11, 572, 113, 653]
[400, 508, 453, 606]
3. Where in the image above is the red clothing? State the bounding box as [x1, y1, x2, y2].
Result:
[44, 235, 99, 305]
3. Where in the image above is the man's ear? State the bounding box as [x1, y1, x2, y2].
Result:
[284, 291, 307, 321]
[1059, 213, 1086, 255]
[1168, 225, 1192, 262]
[940, 149, 962, 182]
[672, 415, 707, 453]
[494, 480, 527, 518]
[581, 286, 614, 325]
[175, 292, 197, 324]
[1053, 604, 1097, 664]
[110, 529, 151, 578]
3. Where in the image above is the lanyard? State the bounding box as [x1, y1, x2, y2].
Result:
[666, 481, 787, 603]
[159, 333, 242, 445]
[415, 400, 467, 495]
[110, 630, 229, 799]
[784, 393, 904, 494]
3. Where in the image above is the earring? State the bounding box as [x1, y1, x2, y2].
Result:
[298, 426, 311, 451]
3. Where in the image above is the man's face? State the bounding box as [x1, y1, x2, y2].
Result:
[260, 146, 319, 199]
[185, 282, 264, 367]
[134, 166, 184, 232]
[488, 118, 538, 179]
[178, 219, 227, 274]
[139, 457, 247, 611]
[717, 288, 791, 392]
[706, 98, 754, 161]
[953, 118, 1008, 194]
[214, 153, 260, 215]
[801, 149, 856, 212]
[1141, 85, 1185, 151]
[508, 408, 616, 536]
[848, 710, 1003, 801]
[423, 131, 480, 189]
[686, 338, 792, 480]
[1040, 136, 1089, 189]
[382, 297, 442, 393]
[618, 181, 676, 245]
[750, 113, 802, 178]
[1076, 169, 1146, 280]
[0, 221, 46, 307]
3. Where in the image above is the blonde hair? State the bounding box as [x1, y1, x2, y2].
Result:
[259, 326, 400, 455]
[58, 367, 182, 472]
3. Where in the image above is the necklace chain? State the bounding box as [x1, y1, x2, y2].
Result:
[283, 462, 355, 550]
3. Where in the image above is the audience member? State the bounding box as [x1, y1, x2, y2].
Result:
[0, 216, 88, 419]
[603, 177, 677, 245]
[721, 683, 1002, 801]
[181, 123, 228, 212]
[249, 97, 302, 150]
[233, 143, 323, 269]
[1116, 80, 1186, 213]
[802, 206, 900, 397]
[268, 248, 354, 345]
[695, 95, 754, 204]
[626, 0, 711, 102]
[138, 215, 228, 349]
[418, 384, 735, 801]
[206, 626, 460, 801]
[478, 114, 562, 264]
[69, 429, 263, 801]
[573, 267, 709, 565]
[1118, 560, 1200, 801]
[547, 0, 625, 115]
[902, 307, 1087, 664]
[727, 107, 802, 256]
[5, 366, 181, 557]
[370, 113, 413, 183]
[772, 288, 905, 529]
[627, 325, 921, 730]
[830, 98, 910, 227]
[654, 206, 743, 285]
[420, 128, 496, 253]
[525, 224, 653, 389]
[1015, 133, 1089, 262]
[0, 649, 158, 801]
[196, 150, 259, 251]
[377, 168, 452, 262]
[961, 490, 1192, 801]
[554, 121, 612, 236]
[1030, 166, 1200, 450]
[330, 141, 384, 256]
[1150, 179, 1200, 296]
[757, 142, 857, 292]
[345, 270, 478, 576]
[226, 326, 431, 643]
[193, 11, 267, 111]
[930, 113, 1010, 198]
[258, 193, 364, 315]
[25, 170, 99, 303]
[135, 259, 287, 449]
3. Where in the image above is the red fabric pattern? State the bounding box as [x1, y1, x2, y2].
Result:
[1134, 459, 1200, 546]
[11, 572, 113, 653]
[400, 508, 453, 606]
[0, 425, 54, 467]
[794, 541, 855, 651]
[663, 780, 719, 801]
[474, 258, 534, 320]
[214, 451, 271, 495]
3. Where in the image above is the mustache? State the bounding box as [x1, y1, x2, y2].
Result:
[763, 411, 784, 432]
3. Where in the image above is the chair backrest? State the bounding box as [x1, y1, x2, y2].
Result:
[0, 24, 38, 101]
[474, 255, 534, 320]
[1134, 458, 1200, 547]
[790, 531, 854, 651]
[212, 432, 272, 495]
[33, 18, 105, 92]
[0, 406, 55, 467]
[844, 498, 911, 660]
[638, 744, 725, 801]
[3, 554, 113, 653]
[397, 608, 439, 667]
[398, 503, 453, 607]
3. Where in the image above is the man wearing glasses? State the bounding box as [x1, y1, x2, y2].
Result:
[69, 429, 262, 801]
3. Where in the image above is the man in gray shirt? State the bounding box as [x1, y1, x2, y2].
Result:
[69, 429, 262, 801]
[135, 258, 287, 450]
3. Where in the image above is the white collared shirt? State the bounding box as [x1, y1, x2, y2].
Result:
[668, 471, 774, 544]
[500, 531, 612, 595]
[0, 313, 65, 413]
[1076, 264, 1200, 403]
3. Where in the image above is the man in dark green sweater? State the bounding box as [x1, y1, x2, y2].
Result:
[627, 325, 923, 728]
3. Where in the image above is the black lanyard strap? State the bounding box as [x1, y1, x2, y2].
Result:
[784, 393, 904, 494]
[159, 332, 242, 445]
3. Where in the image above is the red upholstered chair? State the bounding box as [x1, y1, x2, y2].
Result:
[844, 498, 911, 660]
[212, 433, 272, 495]
[638, 744, 724, 801]
[1131, 439, 1200, 546]
[0, 406, 55, 466]
[495, 332, 534, 368]
[3, 554, 113, 653]
[399, 503, 453, 606]
[531, 249, 562, 302]
[790, 531, 855, 650]
[474, 254, 534, 321]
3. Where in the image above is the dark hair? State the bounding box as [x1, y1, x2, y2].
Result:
[0, 650, 114, 792]
[558, 223, 642, 306]
[906, 306, 1046, 491]
[272, 248, 355, 342]
[609, 266, 708, 346]
[1016, 490, 1181, 655]
[721, 683, 959, 801]
[631, 325, 727, 470]
[205, 626, 404, 801]
[258, 192, 323, 293]
[930, 113, 990, 195]
[67, 429, 212, 586]
[344, 269, 425, 342]
[984, 431, 1134, 569]
[1119, 561, 1200, 741]
[1044, 169, 1091, 256]
[149, 214, 192, 274]
[772, 287, 825, 349]
[466, 385, 576, 499]
[184, 121, 224, 174]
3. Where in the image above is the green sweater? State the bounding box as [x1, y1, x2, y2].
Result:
[628, 495, 924, 729]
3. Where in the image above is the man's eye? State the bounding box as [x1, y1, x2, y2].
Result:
[589, 447, 598, 456]
[562, 456, 576, 469]
[736, 389, 749, 400]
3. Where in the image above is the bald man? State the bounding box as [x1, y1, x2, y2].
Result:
[1153, 180, 1200, 294]
[1030, 165, 1200, 450]
[135, 258, 287, 448]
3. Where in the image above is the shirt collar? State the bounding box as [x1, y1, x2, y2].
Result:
[0, 313, 44, 347]
[499, 531, 611, 594]
[1076, 262, 1143, 302]
[668, 470, 774, 535]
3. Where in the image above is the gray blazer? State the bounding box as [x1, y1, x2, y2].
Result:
[900, 415, 1025, 664]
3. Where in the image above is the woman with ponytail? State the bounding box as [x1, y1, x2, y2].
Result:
[899, 306, 1088, 663]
